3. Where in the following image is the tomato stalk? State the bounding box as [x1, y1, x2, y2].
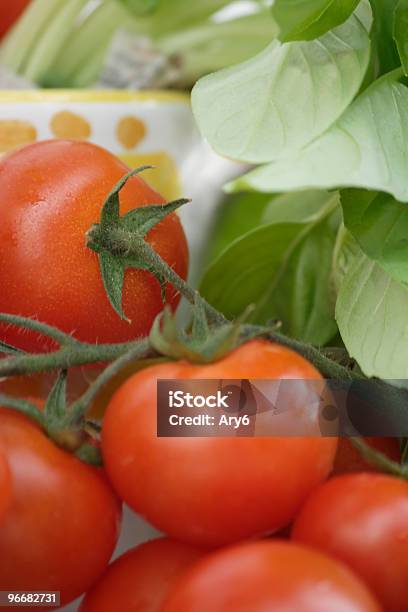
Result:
[65, 337, 151, 428]
[350, 438, 408, 480]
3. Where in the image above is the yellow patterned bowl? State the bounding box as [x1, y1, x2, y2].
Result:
[0, 89, 195, 200]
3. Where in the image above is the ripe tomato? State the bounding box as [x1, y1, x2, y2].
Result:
[80, 537, 203, 612]
[162, 540, 381, 612]
[0, 408, 121, 609]
[333, 437, 400, 475]
[0, 0, 30, 38]
[0, 140, 188, 352]
[292, 473, 408, 612]
[0, 451, 11, 522]
[102, 339, 337, 547]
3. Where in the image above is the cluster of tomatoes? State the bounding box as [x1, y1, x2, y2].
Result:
[0, 141, 406, 611]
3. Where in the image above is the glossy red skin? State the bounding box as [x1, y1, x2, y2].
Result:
[0, 0, 29, 38]
[80, 538, 203, 612]
[0, 140, 188, 351]
[0, 408, 122, 609]
[162, 540, 381, 612]
[0, 451, 11, 522]
[333, 438, 400, 475]
[102, 339, 337, 547]
[292, 473, 408, 612]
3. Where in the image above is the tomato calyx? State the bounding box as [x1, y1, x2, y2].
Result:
[150, 298, 260, 363]
[86, 166, 190, 322]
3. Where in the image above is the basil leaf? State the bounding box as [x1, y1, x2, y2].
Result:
[370, 0, 401, 75]
[342, 189, 408, 286]
[192, 8, 370, 164]
[336, 247, 408, 378]
[201, 192, 340, 344]
[230, 73, 408, 202]
[272, 0, 359, 42]
[394, 0, 408, 75]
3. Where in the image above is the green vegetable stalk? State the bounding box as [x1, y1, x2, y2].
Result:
[0, 0, 276, 88]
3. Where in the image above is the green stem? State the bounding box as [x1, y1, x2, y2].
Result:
[244, 325, 362, 381]
[137, 239, 227, 326]
[67, 337, 152, 426]
[127, 0, 234, 38]
[45, 0, 127, 87]
[0, 341, 138, 378]
[0, 394, 46, 428]
[350, 437, 408, 479]
[0, 313, 81, 347]
[157, 11, 276, 84]
[21, 0, 89, 83]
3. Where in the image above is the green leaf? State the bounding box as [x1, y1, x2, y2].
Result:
[263, 190, 338, 224]
[336, 248, 408, 378]
[192, 9, 370, 164]
[99, 252, 128, 322]
[206, 192, 273, 264]
[394, 0, 408, 75]
[331, 226, 361, 293]
[341, 189, 408, 286]
[271, 0, 359, 42]
[201, 192, 340, 344]
[229, 72, 408, 201]
[370, 0, 401, 75]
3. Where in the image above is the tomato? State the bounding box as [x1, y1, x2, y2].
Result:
[162, 540, 381, 612]
[102, 339, 337, 547]
[0, 0, 30, 39]
[0, 140, 188, 352]
[0, 451, 11, 522]
[80, 537, 203, 612]
[292, 473, 408, 612]
[0, 373, 52, 400]
[0, 408, 121, 609]
[333, 437, 400, 475]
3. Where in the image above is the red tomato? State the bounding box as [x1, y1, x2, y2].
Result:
[0, 451, 11, 522]
[0, 0, 30, 38]
[333, 437, 400, 475]
[292, 473, 408, 612]
[102, 339, 337, 547]
[0, 408, 121, 609]
[162, 540, 381, 612]
[80, 537, 203, 612]
[0, 140, 188, 352]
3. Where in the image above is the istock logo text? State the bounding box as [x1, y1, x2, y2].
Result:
[169, 390, 231, 409]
